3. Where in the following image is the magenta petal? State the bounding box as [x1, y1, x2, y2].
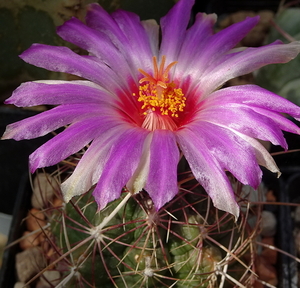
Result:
[160, 0, 195, 61]
[234, 132, 280, 175]
[144, 130, 180, 210]
[86, 3, 152, 73]
[20, 44, 127, 93]
[2, 104, 108, 140]
[111, 9, 153, 70]
[181, 16, 259, 79]
[61, 125, 131, 201]
[176, 128, 240, 218]
[203, 85, 300, 121]
[86, 3, 128, 46]
[198, 106, 287, 148]
[199, 85, 300, 138]
[176, 12, 216, 75]
[5, 80, 116, 107]
[200, 41, 300, 94]
[92, 127, 149, 210]
[57, 18, 135, 82]
[61, 139, 110, 201]
[29, 117, 121, 172]
[251, 107, 300, 135]
[187, 122, 262, 188]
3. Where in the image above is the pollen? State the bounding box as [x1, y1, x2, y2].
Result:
[136, 56, 186, 118]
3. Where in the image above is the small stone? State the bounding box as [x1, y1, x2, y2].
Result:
[19, 231, 40, 250]
[31, 173, 60, 209]
[16, 247, 46, 283]
[36, 280, 47, 288]
[14, 282, 30, 288]
[260, 211, 277, 237]
[38, 270, 61, 287]
[26, 208, 46, 232]
[261, 237, 277, 265]
[255, 255, 278, 285]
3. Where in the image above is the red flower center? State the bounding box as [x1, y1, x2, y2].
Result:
[135, 56, 185, 131]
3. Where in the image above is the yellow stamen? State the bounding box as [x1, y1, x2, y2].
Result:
[136, 56, 185, 118]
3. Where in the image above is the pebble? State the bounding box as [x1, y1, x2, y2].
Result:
[15, 247, 46, 283]
[19, 231, 40, 250]
[261, 237, 277, 265]
[38, 270, 61, 287]
[31, 173, 60, 209]
[26, 208, 46, 232]
[255, 255, 278, 286]
[14, 282, 30, 288]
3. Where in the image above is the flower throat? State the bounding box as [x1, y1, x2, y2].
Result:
[135, 56, 185, 131]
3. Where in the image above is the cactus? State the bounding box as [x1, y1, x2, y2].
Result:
[19, 156, 261, 288]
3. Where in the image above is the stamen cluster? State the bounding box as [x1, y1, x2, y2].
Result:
[136, 56, 186, 117]
[138, 82, 185, 117]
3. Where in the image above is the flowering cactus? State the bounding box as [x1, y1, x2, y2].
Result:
[2, 0, 300, 219]
[25, 169, 258, 287]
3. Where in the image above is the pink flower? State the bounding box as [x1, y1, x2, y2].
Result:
[3, 0, 300, 218]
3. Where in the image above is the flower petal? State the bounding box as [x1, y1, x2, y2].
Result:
[128, 130, 180, 210]
[200, 41, 300, 94]
[2, 104, 110, 140]
[250, 107, 300, 135]
[61, 125, 129, 202]
[186, 121, 262, 188]
[176, 127, 240, 219]
[92, 127, 149, 210]
[5, 80, 116, 107]
[235, 132, 280, 175]
[160, 0, 195, 62]
[20, 44, 127, 93]
[144, 130, 180, 210]
[111, 9, 154, 70]
[176, 12, 216, 76]
[178, 16, 259, 81]
[202, 85, 300, 121]
[86, 3, 128, 48]
[126, 133, 153, 194]
[197, 105, 288, 148]
[57, 17, 136, 82]
[29, 117, 120, 173]
[86, 3, 153, 74]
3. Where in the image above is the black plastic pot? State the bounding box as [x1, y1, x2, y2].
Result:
[0, 107, 52, 215]
[278, 171, 300, 288]
[0, 107, 53, 287]
[269, 124, 300, 288]
[0, 173, 32, 288]
[261, 168, 297, 288]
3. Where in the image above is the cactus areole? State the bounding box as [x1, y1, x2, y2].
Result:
[3, 0, 300, 219]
